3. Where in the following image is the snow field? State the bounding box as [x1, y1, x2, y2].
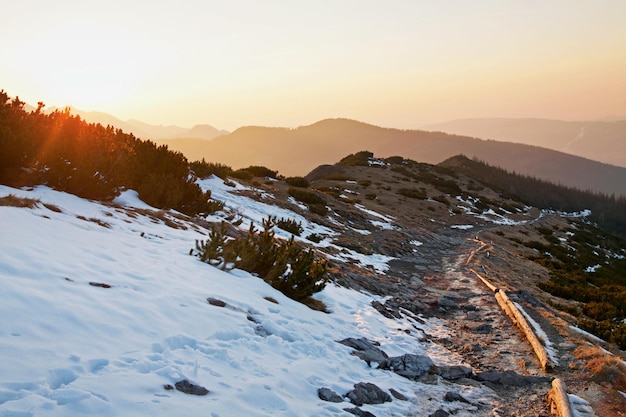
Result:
[0, 185, 497, 416]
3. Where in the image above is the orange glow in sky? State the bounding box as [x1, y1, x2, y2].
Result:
[2, 1, 625, 130]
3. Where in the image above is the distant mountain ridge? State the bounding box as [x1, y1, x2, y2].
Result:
[160, 118, 626, 197]
[423, 117, 626, 168]
[48, 107, 229, 140]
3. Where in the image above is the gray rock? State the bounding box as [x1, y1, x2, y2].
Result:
[435, 365, 473, 380]
[345, 382, 392, 406]
[207, 297, 227, 307]
[344, 407, 377, 417]
[389, 388, 407, 401]
[444, 391, 469, 403]
[338, 337, 388, 365]
[474, 370, 550, 386]
[379, 354, 435, 380]
[471, 323, 492, 334]
[174, 379, 209, 395]
[317, 387, 343, 403]
[430, 409, 450, 417]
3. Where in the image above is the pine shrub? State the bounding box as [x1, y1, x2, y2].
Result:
[276, 218, 304, 236]
[285, 176, 310, 188]
[397, 188, 427, 200]
[195, 216, 329, 301]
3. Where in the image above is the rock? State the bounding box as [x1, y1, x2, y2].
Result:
[474, 370, 550, 386]
[207, 297, 227, 307]
[444, 391, 470, 403]
[389, 388, 407, 400]
[317, 387, 343, 403]
[438, 298, 459, 309]
[174, 379, 209, 395]
[429, 409, 450, 417]
[344, 407, 378, 417]
[474, 370, 501, 384]
[471, 323, 492, 334]
[435, 365, 473, 381]
[163, 384, 174, 390]
[379, 354, 435, 380]
[89, 282, 111, 288]
[345, 382, 392, 406]
[338, 337, 388, 365]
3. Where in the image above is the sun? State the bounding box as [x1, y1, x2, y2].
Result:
[13, 22, 146, 111]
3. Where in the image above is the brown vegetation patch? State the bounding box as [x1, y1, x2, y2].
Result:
[0, 194, 40, 208]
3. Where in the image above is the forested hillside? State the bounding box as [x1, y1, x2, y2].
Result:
[440, 155, 626, 237]
[0, 91, 215, 215]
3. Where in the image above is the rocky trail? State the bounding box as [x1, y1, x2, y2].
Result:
[337, 224, 590, 416]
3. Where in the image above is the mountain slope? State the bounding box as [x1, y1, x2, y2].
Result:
[423, 118, 626, 168]
[47, 107, 228, 140]
[170, 118, 626, 197]
[2, 153, 625, 415]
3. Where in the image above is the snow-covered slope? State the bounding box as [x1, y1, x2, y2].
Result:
[0, 184, 496, 417]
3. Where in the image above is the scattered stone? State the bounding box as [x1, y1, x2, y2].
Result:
[429, 409, 450, 417]
[344, 407, 377, 417]
[345, 382, 392, 406]
[435, 365, 473, 381]
[318, 387, 343, 403]
[471, 323, 492, 334]
[474, 370, 550, 386]
[371, 300, 402, 319]
[338, 337, 388, 365]
[163, 384, 174, 390]
[378, 354, 435, 380]
[438, 297, 459, 309]
[389, 388, 407, 401]
[254, 326, 271, 337]
[89, 282, 111, 288]
[174, 379, 209, 395]
[207, 297, 227, 307]
[444, 391, 470, 403]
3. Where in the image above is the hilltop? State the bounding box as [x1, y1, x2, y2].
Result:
[2, 92, 625, 416]
[162, 118, 626, 197]
[424, 117, 626, 168]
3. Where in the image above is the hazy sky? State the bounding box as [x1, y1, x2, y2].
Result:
[2, 0, 625, 130]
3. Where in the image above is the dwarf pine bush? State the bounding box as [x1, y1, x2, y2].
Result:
[195, 216, 329, 301]
[276, 217, 303, 236]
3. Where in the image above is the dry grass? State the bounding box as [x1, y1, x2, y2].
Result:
[573, 345, 626, 391]
[0, 194, 40, 208]
[302, 297, 329, 313]
[76, 215, 111, 229]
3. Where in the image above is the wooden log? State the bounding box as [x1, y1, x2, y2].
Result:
[471, 269, 553, 371]
[495, 290, 553, 371]
[549, 378, 573, 417]
[471, 269, 497, 293]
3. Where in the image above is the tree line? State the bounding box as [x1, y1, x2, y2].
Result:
[0, 91, 215, 215]
[442, 155, 626, 236]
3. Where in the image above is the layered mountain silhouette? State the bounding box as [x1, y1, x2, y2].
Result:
[160, 118, 626, 197]
[424, 118, 626, 168]
[50, 107, 228, 140]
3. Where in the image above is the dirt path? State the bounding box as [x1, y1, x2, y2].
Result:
[419, 248, 554, 416]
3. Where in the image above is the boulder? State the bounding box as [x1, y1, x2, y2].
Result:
[389, 388, 407, 401]
[435, 365, 473, 381]
[344, 407, 378, 417]
[174, 379, 209, 395]
[318, 387, 343, 403]
[378, 354, 435, 380]
[338, 337, 388, 365]
[474, 370, 550, 386]
[444, 391, 470, 403]
[345, 382, 392, 406]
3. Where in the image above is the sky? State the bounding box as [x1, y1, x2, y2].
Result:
[2, 0, 625, 131]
